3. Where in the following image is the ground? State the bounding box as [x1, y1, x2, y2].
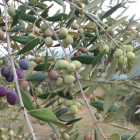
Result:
[2, 87, 140, 140]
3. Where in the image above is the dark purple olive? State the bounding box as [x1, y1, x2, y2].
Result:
[16, 69, 24, 79]
[1, 66, 10, 77]
[0, 86, 9, 97]
[6, 73, 13, 82]
[7, 92, 18, 105]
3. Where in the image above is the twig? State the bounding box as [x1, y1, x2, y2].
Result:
[2, 1, 36, 140]
[14, 0, 107, 139]
[65, 0, 119, 48]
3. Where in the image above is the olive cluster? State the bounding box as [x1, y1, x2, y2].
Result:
[49, 60, 82, 87]
[59, 27, 73, 48]
[64, 100, 81, 114]
[114, 45, 135, 72]
[0, 128, 22, 140]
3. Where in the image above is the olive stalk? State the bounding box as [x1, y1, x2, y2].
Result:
[2, 1, 36, 140]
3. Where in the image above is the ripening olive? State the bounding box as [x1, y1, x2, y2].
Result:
[107, 29, 115, 36]
[63, 133, 69, 140]
[71, 22, 79, 30]
[58, 60, 68, 69]
[39, 120, 46, 125]
[45, 28, 53, 37]
[34, 57, 42, 64]
[125, 45, 133, 52]
[126, 52, 135, 60]
[64, 100, 73, 107]
[72, 61, 82, 70]
[74, 101, 81, 109]
[80, 47, 87, 54]
[64, 75, 75, 85]
[33, 27, 39, 34]
[28, 33, 36, 38]
[59, 27, 68, 37]
[45, 37, 53, 47]
[115, 49, 123, 58]
[69, 105, 78, 114]
[118, 56, 127, 65]
[35, 88, 43, 95]
[102, 44, 109, 53]
[66, 63, 76, 72]
[40, 23, 48, 31]
[84, 132, 93, 140]
[31, 117, 38, 124]
[64, 35, 73, 45]
[55, 77, 63, 87]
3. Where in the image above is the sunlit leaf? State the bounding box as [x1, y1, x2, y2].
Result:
[103, 84, 116, 115]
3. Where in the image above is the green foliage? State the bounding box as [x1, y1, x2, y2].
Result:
[0, 0, 140, 139]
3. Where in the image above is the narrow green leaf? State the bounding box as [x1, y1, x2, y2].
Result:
[53, 0, 64, 6]
[84, 84, 98, 96]
[28, 108, 57, 122]
[59, 113, 76, 122]
[123, 31, 138, 44]
[86, 12, 100, 21]
[11, 11, 21, 27]
[90, 100, 120, 112]
[127, 56, 140, 79]
[71, 56, 95, 64]
[107, 16, 128, 30]
[66, 118, 82, 125]
[55, 108, 69, 117]
[18, 2, 28, 19]
[52, 122, 68, 129]
[84, 0, 102, 11]
[47, 122, 59, 138]
[99, 84, 110, 95]
[121, 134, 136, 140]
[10, 25, 23, 32]
[26, 73, 47, 81]
[46, 13, 67, 21]
[63, 125, 74, 133]
[104, 112, 116, 122]
[108, 124, 133, 131]
[11, 2, 28, 27]
[34, 63, 51, 71]
[128, 128, 140, 140]
[44, 99, 57, 108]
[92, 49, 106, 68]
[88, 43, 100, 51]
[90, 68, 99, 79]
[10, 36, 34, 44]
[72, 81, 93, 94]
[117, 89, 131, 95]
[94, 129, 98, 140]
[65, 7, 76, 21]
[103, 84, 116, 115]
[38, 92, 58, 99]
[16, 125, 24, 135]
[80, 65, 93, 78]
[19, 88, 34, 111]
[17, 38, 40, 55]
[68, 31, 81, 37]
[106, 58, 118, 80]
[18, 19, 25, 31]
[22, 13, 40, 28]
[101, 3, 122, 19]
